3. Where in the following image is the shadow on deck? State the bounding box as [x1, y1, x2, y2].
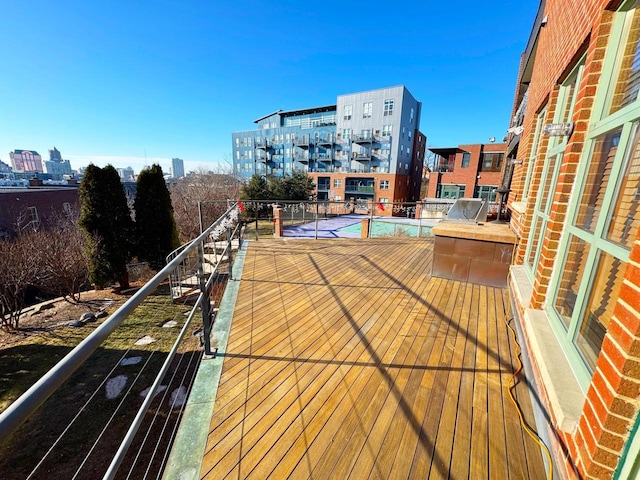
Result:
[167, 237, 547, 479]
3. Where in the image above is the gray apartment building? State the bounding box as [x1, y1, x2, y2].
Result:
[231, 86, 426, 204]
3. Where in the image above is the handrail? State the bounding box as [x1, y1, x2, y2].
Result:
[0, 203, 239, 444]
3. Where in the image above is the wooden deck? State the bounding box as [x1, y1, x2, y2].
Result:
[200, 237, 546, 479]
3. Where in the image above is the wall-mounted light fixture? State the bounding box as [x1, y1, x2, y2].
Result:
[543, 122, 574, 137]
[511, 159, 524, 166]
[541, 15, 548, 27]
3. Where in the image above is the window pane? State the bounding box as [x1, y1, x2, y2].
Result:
[608, 2, 640, 115]
[575, 251, 625, 371]
[575, 128, 622, 233]
[555, 235, 591, 328]
[527, 216, 544, 268]
[539, 154, 560, 213]
[561, 74, 578, 122]
[606, 124, 640, 248]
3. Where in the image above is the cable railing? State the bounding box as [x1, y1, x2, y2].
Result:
[0, 203, 243, 479]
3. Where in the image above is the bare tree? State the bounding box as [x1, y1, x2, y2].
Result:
[170, 170, 241, 243]
[32, 225, 89, 304]
[0, 235, 41, 330]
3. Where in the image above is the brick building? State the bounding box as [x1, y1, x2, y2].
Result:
[505, 0, 640, 478]
[425, 143, 506, 202]
[0, 186, 79, 238]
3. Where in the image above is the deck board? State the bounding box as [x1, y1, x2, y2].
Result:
[200, 237, 545, 479]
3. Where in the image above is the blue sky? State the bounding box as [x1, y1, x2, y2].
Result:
[1, 1, 538, 174]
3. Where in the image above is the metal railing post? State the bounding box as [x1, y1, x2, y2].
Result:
[315, 201, 319, 240]
[418, 202, 423, 237]
[369, 199, 374, 238]
[198, 201, 203, 234]
[197, 241, 213, 356]
[227, 220, 233, 281]
[254, 201, 259, 241]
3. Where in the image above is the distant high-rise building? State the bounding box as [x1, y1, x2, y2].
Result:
[43, 146, 72, 178]
[172, 158, 185, 178]
[117, 167, 136, 182]
[49, 147, 63, 162]
[0, 159, 11, 173]
[10, 150, 43, 173]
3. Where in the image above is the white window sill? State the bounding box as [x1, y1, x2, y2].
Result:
[510, 201, 527, 215]
[510, 266, 586, 433]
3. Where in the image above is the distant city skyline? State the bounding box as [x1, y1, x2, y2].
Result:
[1, 1, 539, 174]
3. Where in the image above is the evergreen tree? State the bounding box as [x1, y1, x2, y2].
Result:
[240, 174, 270, 216]
[79, 164, 134, 289]
[134, 164, 180, 270]
[282, 170, 315, 200]
[241, 174, 269, 201]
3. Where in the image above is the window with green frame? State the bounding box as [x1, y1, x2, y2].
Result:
[522, 108, 548, 201]
[547, 0, 640, 387]
[525, 58, 585, 278]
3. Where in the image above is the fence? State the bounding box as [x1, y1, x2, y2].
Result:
[0, 203, 243, 479]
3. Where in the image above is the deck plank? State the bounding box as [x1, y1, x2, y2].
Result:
[198, 237, 547, 479]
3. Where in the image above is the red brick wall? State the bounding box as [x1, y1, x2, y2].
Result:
[0, 187, 79, 237]
[507, 1, 640, 478]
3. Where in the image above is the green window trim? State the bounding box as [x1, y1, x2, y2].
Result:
[524, 59, 585, 281]
[545, 2, 639, 388]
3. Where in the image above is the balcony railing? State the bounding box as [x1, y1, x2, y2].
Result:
[437, 164, 455, 173]
[317, 135, 335, 145]
[345, 185, 374, 194]
[352, 133, 374, 143]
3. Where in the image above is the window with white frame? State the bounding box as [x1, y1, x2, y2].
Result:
[382, 124, 392, 136]
[343, 128, 351, 140]
[344, 104, 352, 120]
[363, 102, 372, 118]
[334, 179, 342, 188]
[380, 180, 389, 190]
[410, 107, 414, 123]
[384, 99, 394, 116]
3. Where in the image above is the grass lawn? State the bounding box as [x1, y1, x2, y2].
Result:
[0, 284, 200, 479]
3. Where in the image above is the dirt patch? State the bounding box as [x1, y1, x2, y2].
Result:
[0, 288, 137, 350]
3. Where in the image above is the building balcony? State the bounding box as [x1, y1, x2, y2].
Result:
[345, 185, 375, 194]
[254, 139, 271, 149]
[255, 154, 271, 162]
[293, 136, 311, 148]
[294, 154, 309, 163]
[353, 153, 372, 161]
[437, 164, 455, 173]
[317, 135, 336, 145]
[352, 132, 374, 144]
